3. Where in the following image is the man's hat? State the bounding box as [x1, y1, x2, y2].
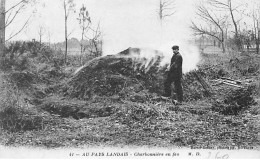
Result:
[172, 45, 179, 50]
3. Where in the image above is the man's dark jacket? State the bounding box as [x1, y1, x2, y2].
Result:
[169, 52, 183, 79]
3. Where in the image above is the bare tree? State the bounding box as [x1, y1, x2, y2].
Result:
[209, 0, 244, 50]
[1, 0, 33, 57]
[0, 0, 5, 57]
[87, 22, 102, 57]
[191, 4, 228, 52]
[5, 0, 36, 42]
[62, 0, 75, 65]
[77, 4, 91, 65]
[157, 0, 176, 23]
[47, 28, 52, 47]
[246, 1, 260, 53]
[38, 24, 46, 45]
[252, 10, 260, 53]
[156, 0, 176, 45]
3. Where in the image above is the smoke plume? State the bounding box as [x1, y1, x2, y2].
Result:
[100, 0, 200, 74]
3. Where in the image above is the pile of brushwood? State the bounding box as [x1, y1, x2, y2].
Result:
[212, 86, 256, 115]
[63, 47, 211, 102]
[64, 47, 167, 99]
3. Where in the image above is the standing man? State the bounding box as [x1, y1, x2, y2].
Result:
[163, 45, 183, 103]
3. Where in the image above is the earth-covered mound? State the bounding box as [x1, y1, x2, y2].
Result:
[65, 47, 167, 100]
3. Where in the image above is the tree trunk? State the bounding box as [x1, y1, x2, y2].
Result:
[64, 1, 68, 66]
[256, 41, 259, 54]
[256, 29, 260, 54]
[39, 35, 42, 46]
[229, 0, 241, 51]
[100, 40, 103, 56]
[65, 20, 68, 65]
[221, 42, 225, 53]
[80, 22, 85, 65]
[0, 0, 5, 57]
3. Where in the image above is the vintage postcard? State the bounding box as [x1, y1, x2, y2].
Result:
[0, 0, 260, 159]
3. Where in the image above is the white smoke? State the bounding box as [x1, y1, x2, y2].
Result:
[158, 42, 200, 73]
[100, 0, 200, 74]
[117, 47, 164, 73]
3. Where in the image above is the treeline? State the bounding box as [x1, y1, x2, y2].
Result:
[191, 0, 260, 53]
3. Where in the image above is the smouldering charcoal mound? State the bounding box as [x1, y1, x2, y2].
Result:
[65, 47, 167, 99]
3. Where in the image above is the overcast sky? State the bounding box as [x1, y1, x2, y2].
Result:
[6, 0, 196, 41]
[5, 0, 199, 70]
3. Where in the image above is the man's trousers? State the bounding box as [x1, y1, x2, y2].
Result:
[164, 73, 183, 102]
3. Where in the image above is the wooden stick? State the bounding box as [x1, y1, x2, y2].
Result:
[223, 79, 240, 85]
[221, 77, 242, 84]
[222, 81, 243, 88]
[193, 72, 214, 96]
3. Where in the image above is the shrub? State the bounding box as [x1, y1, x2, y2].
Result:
[228, 56, 260, 76]
[211, 86, 256, 115]
[1, 41, 63, 73]
[0, 74, 44, 132]
[7, 71, 35, 88]
[0, 106, 44, 132]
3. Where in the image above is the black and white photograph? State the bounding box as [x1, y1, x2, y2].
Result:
[0, 0, 260, 159]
